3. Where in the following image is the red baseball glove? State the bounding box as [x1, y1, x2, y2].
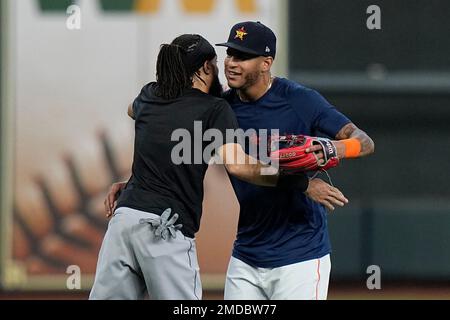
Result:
[269, 135, 340, 173]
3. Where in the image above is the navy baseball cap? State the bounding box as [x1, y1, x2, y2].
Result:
[216, 21, 277, 59]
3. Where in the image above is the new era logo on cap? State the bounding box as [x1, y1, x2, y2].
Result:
[216, 21, 277, 58]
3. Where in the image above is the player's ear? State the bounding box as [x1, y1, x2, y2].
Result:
[261, 56, 273, 72]
[202, 60, 212, 76]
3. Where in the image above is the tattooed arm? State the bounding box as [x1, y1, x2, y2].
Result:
[333, 123, 375, 158]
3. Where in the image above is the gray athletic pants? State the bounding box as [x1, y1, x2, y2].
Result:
[89, 207, 201, 300]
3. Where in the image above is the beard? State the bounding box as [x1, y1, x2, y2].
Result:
[241, 70, 260, 90]
[209, 74, 224, 98]
[227, 70, 260, 91]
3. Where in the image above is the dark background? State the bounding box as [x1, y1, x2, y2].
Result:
[289, 0, 450, 282]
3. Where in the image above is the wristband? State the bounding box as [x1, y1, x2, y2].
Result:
[342, 138, 361, 158]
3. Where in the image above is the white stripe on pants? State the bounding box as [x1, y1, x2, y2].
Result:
[224, 254, 331, 300]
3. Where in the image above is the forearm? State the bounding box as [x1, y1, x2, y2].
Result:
[228, 160, 312, 191]
[226, 155, 279, 187]
[334, 123, 375, 158]
[223, 144, 310, 191]
[219, 143, 278, 186]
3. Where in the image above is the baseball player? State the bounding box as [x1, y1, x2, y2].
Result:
[214, 21, 375, 300]
[90, 34, 345, 300]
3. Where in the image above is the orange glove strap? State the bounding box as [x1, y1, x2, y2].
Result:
[342, 138, 361, 158]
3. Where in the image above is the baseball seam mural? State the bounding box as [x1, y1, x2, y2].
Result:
[1, 0, 280, 290]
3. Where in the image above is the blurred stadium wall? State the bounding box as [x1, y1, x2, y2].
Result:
[0, 0, 449, 298]
[289, 0, 450, 284]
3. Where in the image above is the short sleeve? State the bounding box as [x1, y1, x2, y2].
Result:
[131, 83, 152, 120]
[205, 100, 240, 145]
[290, 87, 351, 138]
[131, 98, 140, 120]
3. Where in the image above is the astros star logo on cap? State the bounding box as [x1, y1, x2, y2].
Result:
[234, 27, 248, 41]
